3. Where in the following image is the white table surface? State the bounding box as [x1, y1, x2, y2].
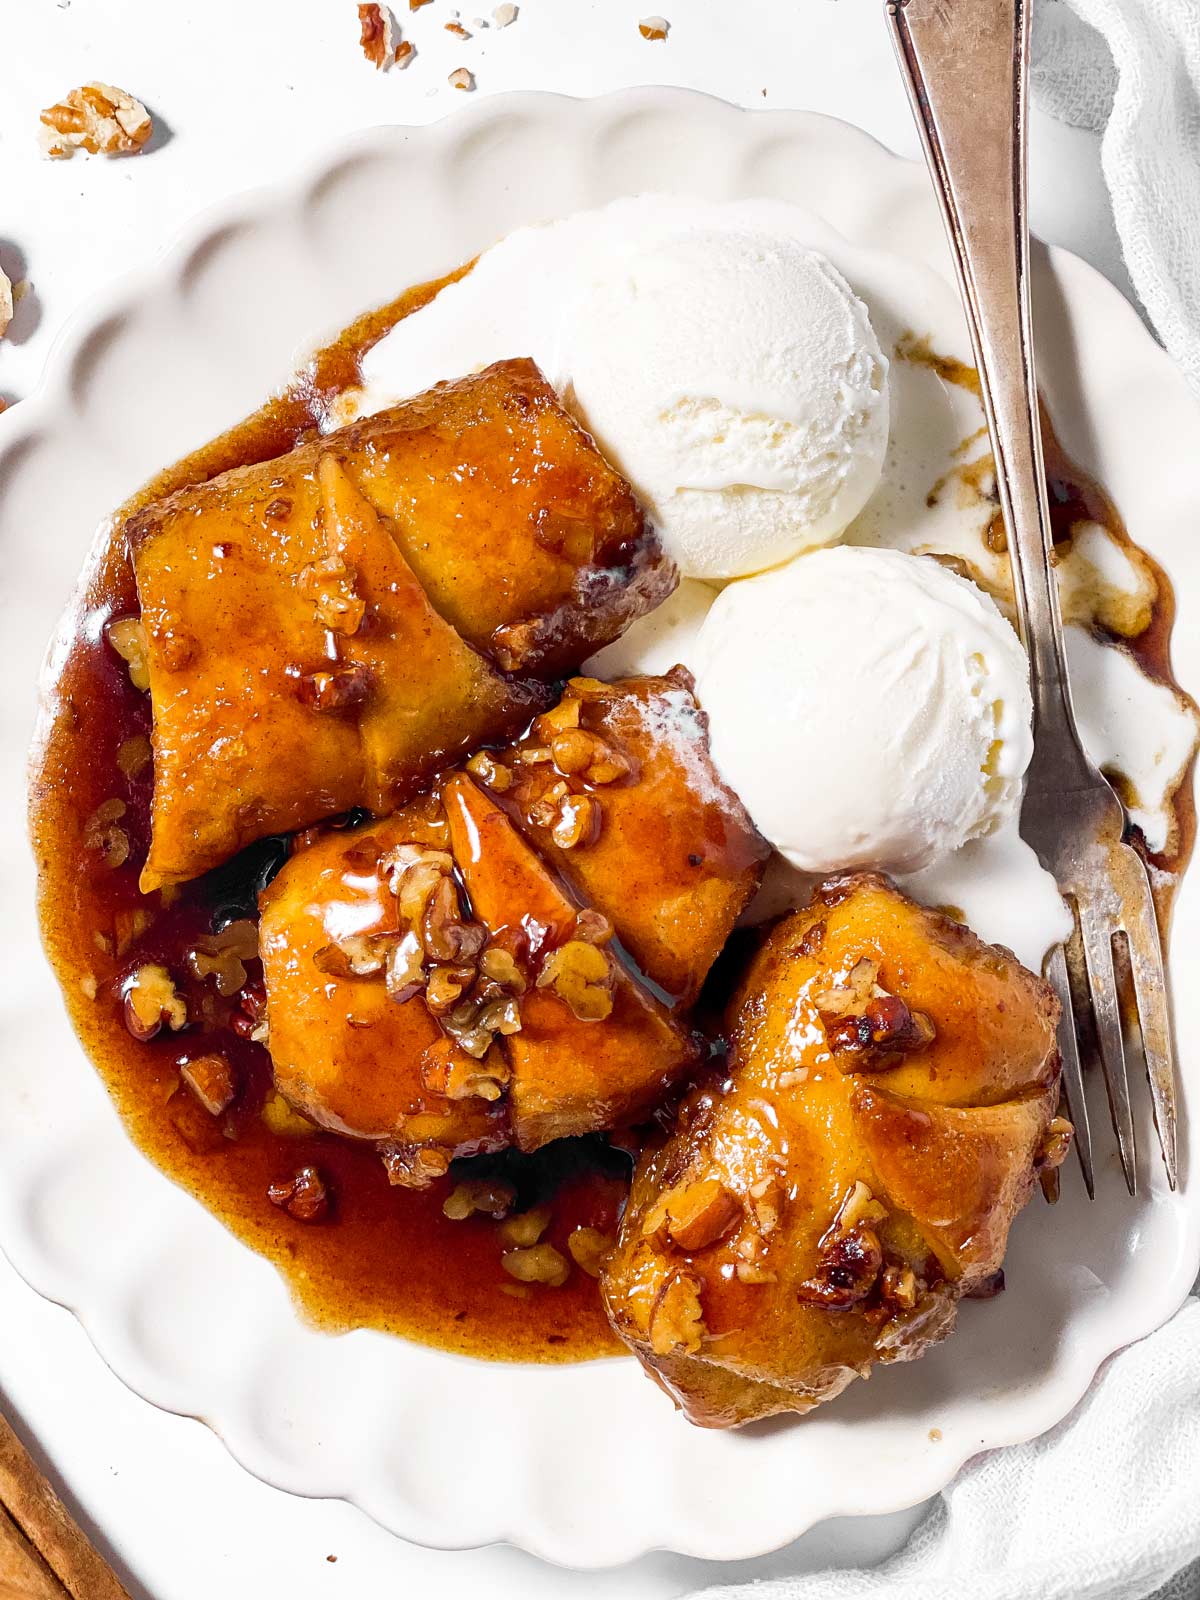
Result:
[0, 3, 1132, 1596]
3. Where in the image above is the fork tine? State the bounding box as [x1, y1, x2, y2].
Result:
[1043, 941, 1095, 1197]
[1078, 904, 1137, 1194]
[1111, 848, 1178, 1190]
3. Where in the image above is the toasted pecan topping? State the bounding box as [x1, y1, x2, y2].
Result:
[298, 553, 365, 636]
[107, 616, 150, 690]
[536, 939, 613, 1021]
[499, 1206, 551, 1247]
[297, 664, 373, 712]
[116, 733, 153, 779]
[358, 2, 401, 67]
[501, 1243, 570, 1286]
[40, 83, 152, 159]
[268, 1165, 330, 1222]
[814, 958, 935, 1065]
[550, 792, 601, 850]
[796, 1181, 887, 1309]
[664, 1177, 741, 1252]
[567, 1226, 614, 1279]
[1036, 1115, 1074, 1171]
[122, 963, 187, 1041]
[648, 1269, 705, 1354]
[84, 798, 130, 869]
[465, 751, 513, 791]
[423, 875, 487, 964]
[443, 1178, 517, 1221]
[180, 1053, 237, 1116]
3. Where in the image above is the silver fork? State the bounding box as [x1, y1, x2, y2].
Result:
[887, 0, 1178, 1195]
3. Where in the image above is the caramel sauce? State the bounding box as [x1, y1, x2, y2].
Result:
[29, 265, 627, 1363]
[29, 281, 1195, 1367]
[899, 334, 1198, 893]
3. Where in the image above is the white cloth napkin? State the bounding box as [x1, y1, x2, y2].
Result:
[1032, 0, 1200, 398]
[687, 7, 1200, 1597]
[687, 1299, 1200, 1600]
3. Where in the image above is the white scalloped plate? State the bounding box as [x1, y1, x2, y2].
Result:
[3, 91, 1199, 1568]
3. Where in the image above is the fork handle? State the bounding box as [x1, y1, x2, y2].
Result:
[886, 0, 1075, 743]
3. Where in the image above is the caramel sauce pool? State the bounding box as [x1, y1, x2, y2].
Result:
[29, 282, 1195, 1365]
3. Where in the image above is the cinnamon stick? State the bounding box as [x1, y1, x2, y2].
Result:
[0, 1411, 130, 1600]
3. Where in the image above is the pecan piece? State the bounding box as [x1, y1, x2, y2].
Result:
[536, 939, 613, 1021]
[268, 1166, 330, 1223]
[122, 964, 187, 1041]
[40, 83, 152, 159]
[662, 1177, 741, 1252]
[648, 1269, 705, 1355]
[297, 664, 373, 712]
[501, 1244, 570, 1286]
[180, 1053, 237, 1117]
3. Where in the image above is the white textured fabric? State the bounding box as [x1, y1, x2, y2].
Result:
[686, 1299, 1200, 1600]
[1032, 0, 1200, 397]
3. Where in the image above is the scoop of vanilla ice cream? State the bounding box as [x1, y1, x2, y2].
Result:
[561, 228, 889, 581]
[693, 547, 1032, 874]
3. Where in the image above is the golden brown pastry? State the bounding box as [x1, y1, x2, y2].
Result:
[257, 677, 767, 1180]
[128, 359, 673, 890]
[503, 671, 769, 1003]
[602, 874, 1069, 1428]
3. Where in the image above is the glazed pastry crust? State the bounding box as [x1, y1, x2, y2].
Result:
[602, 873, 1064, 1428]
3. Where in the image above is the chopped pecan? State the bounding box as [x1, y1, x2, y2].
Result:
[298, 553, 365, 635]
[380, 1141, 451, 1189]
[40, 83, 152, 159]
[381, 844, 455, 925]
[443, 1178, 516, 1220]
[268, 1165, 330, 1222]
[879, 1262, 919, 1312]
[536, 939, 613, 1021]
[297, 664, 373, 712]
[498, 1206, 550, 1247]
[748, 1175, 784, 1235]
[433, 1039, 510, 1100]
[385, 930, 426, 1002]
[188, 918, 259, 996]
[501, 1243, 570, 1286]
[314, 929, 397, 979]
[1035, 1115, 1074, 1171]
[814, 959, 935, 1066]
[796, 1182, 887, 1310]
[648, 1269, 705, 1355]
[662, 1177, 741, 1252]
[550, 792, 601, 850]
[477, 944, 526, 993]
[106, 616, 150, 690]
[260, 1090, 315, 1138]
[84, 798, 130, 868]
[465, 751, 513, 792]
[116, 733, 153, 779]
[122, 964, 187, 1041]
[180, 1053, 237, 1116]
[424, 965, 472, 1014]
[566, 1226, 614, 1279]
[358, 2, 401, 67]
[422, 876, 486, 964]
